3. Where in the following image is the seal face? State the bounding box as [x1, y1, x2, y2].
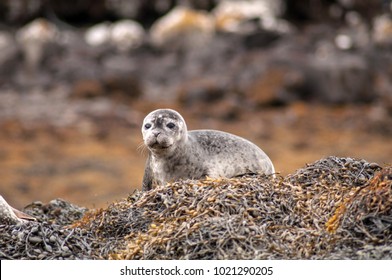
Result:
[142, 109, 187, 157]
[141, 109, 275, 191]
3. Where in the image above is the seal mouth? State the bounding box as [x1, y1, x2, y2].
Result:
[148, 141, 172, 150]
[145, 134, 174, 152]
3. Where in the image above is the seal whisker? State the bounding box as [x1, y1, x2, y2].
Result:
[137, 142, 147, 156]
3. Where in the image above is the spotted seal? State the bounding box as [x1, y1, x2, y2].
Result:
[141, 109, 275, 191]
[0, 195, 36, 225]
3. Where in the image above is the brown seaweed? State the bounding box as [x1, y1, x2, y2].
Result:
[0, 156, 390, 260]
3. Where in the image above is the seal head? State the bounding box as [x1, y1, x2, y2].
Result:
[142, 109, 187, 156]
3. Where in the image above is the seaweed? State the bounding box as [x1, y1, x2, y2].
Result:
[1, 156, 390, 260]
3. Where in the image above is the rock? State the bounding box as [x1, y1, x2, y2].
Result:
[336, 0, 384, 21]
[45, 244, 53, 252]
[31, 226, 39, 234]
[28, 236, 43, 244]
[85, 20, 146, 52]
[110, 19, 145, 52]
[84, 22, 112, 47]
[335, 34, 354, 50]
[372, 14, 392, 47]
[0, 31, 18, 66]
[149, 6, 215, 49]
[0, 31, 19, 84]
[334, 12, 370, 50]
[213, 0, 291, 34]
[105, 0, 144, 19]
[16, 18, 58, 72]
[309, 48, 373, 103]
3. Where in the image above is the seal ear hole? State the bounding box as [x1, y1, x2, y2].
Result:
[167, 122, 176, 129]
[144, 123, 152, 129]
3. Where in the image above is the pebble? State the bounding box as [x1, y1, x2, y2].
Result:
[368, 162, 380, 169]
[61, 251, 71, 257]
[45, 244, 53, 252]
[356, 174, 367, 183]
[38, 253, 46, 259]
[31, 226, 39, 234]
[32, 201, 43, 207]
[28, 236, 43, 244]
[33, 249, 42, 254]
[49, 235, 57, 243]
[17, 232, 25, 240]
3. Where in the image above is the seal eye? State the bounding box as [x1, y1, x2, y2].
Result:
[144, 123, 152, 129]
[167, 122, 175, 129]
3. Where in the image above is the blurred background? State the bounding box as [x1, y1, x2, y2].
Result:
[0, 0, 391, 209]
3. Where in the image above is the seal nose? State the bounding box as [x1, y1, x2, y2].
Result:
[153, 131, 161, 137]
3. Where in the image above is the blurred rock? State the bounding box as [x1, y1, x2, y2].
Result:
[149, 6, 215, 49]
[84, 22, 111, 47]
[309, 49, 372, 103]
[105, 0, 143, 19]
[0, 31, 19, 83]
[0, 1, 391, 110]
[0, 0, 42, 23]
[110, 20, 145, 52]
[16, 18, 58, 73]
[334, 11, 370, 50]
[371, 51, 392, 110]
[213, 0, 292, 34]
[336, 0, 385, 22]
[334, 34, 354, 50]
[0, 31, 15, 63]
[372, 14, 392, 47]
[85, 20, 145, 52]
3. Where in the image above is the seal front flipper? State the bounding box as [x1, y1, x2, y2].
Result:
[142, 154, 153, 191]
[0, 195, 36, 225]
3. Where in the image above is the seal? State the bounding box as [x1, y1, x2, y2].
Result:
[0, 195, 36, 225]
[141, 109, 275, 191]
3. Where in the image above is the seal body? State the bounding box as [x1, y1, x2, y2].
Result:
[141, 109, 275, 191]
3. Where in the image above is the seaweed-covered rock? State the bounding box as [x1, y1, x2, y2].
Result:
[0, 157, 390, 260]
